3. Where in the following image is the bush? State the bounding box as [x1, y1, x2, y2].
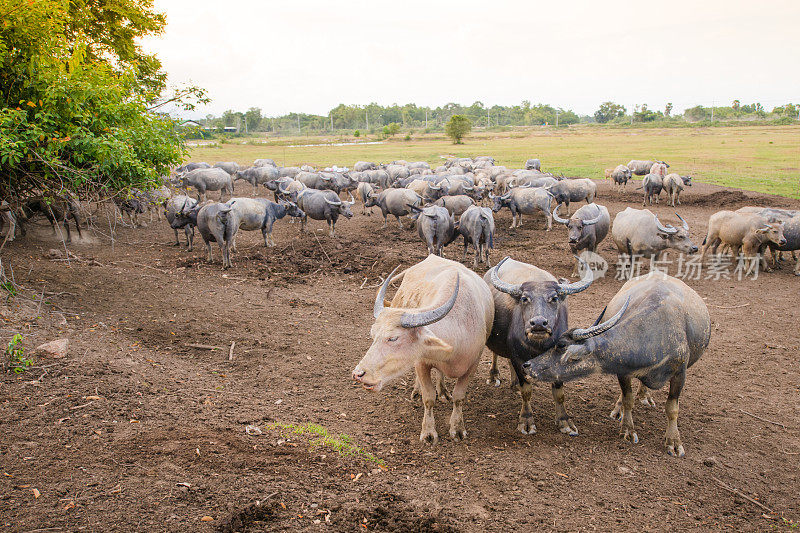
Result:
[353, 130, 360, 137]
[404, 134, 411, 141]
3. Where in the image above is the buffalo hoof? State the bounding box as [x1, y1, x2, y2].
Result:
[449, 427, 467, 441]
[621, 428, 639, 444]
[437, 386, 451, 404]
[557, 418, 579, 436]
[609, 404, 623, 420]
[517, 417, 536, 435]
[486, 376, 501, 387]
[666, 440, 685, 458]
[639, 395, 656, 408]
[420, 429, 438, 445]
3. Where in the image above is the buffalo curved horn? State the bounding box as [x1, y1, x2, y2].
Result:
[489, 257, 523, 298]
[654, 216, 678, 235]
[180, 197, 189, 214]
[463, 185, 474, 191]
[400, 274, 460, 328]
[278, 181, 291, 194]
[320, 175, 331, 181]
[428, 184, 441, 190]
[324, 197, 342, 206]
[552, 204, 570, 225]
[571, 296, 631, 341]
[556, 257, 594, 297]
[373, 266, 400, 318]
[582, 209, 603, 226]
[675, 212, 689, 230]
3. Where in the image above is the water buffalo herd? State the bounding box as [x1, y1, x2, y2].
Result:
[3, 154, 797, 460]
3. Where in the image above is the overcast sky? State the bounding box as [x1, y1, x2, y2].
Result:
[141, 0, 800, 118]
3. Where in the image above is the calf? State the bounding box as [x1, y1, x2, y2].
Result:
[491, 187, 554, 230]
[701, 211, 786, 271]
[663, 174, 692, 207]
[364, 189, 423, 228]
[456, 206, 495, 268]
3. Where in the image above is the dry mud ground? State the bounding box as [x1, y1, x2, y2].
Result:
[1, 179, 799, 532]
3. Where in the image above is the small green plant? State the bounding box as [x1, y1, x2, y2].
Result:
[1, 280, 16, 301]
[267, 422, 385, 466]
[403, 134, 411, 141]
[353, 130, 360, 137]
[6, 334, 32, 374]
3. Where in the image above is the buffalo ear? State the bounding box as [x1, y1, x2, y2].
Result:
[417, 327, 453, 358]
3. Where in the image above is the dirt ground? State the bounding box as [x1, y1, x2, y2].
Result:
[1, 178, 799, 532]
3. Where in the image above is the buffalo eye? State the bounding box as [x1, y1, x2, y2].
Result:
[387, 336, 399, 343]
[519, 295, 530, 304]
[548, 295, 558, 303]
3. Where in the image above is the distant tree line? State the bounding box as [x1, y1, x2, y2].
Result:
[199, 99, 800, 135]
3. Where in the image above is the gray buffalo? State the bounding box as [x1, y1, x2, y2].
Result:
[612, 208, 698, 277]
[164, 195, 198, 248]
[354, 161, 378, 172]
[491, 187, 554, 230]
[434, 195, 475, 216]
[176, 162, 210, 174]
[196, 202, 231, 268]
[485, 257, 594, 436]
[546, 179, 597, 215]
[611, 165, 633, 191]
[295, 171, 332, 191]
[456, 206, 495, 268]
[181, 167, 234, 202]
[640, 173, 663, 206]
[296, 190, 354, 237]
[663, 174, 692, 207]
[525, 158, 541, 171]
[701, 211, 786, 271]
[235, 166, 280, 195]
[627, 160, 668, 176]
[552, 203, 610, 277]
[213, 161, 240, 175]
[365, 189, 423, 228]
[411, 205, 457, 256]
[254, 158, 277, 167]
[278, 167, 302, 178]
[524, 271, 711, 457]
[220, 197, 304, 253]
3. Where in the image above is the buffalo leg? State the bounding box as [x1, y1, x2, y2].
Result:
[511, 358, 536, 435]
[415, 361, 438, 444]
[449, 363, 477, 441]
[617, 376, 638, 443]
[71, 212, 83, 239]
[62, 218, 73, 242]
[173, 228, 181, 246]
[665, 368, 686, 457]
[795, 255, 800, 276]
[205, 240, 213, 262]
[552, 382, 578, 436]
[411, 369, 450, 403]
[186, 227, 194, 251]
[395, 215, 403, 229]
[636, 383, 656, 407]
[487, 352, 501, 387]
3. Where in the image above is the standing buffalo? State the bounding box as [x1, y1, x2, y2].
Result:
[19, 196, 84, 242]
[364, 189, 423, 228]
[196, 202, 231, 268]
[552, 203, 610, 277]
[434, 195, 475, 216]
[627, 160, 668, 176]
[701, 211, 786, 271]
[456, 206, 495, 268]
[356, 182, 377, 215]
[176, 162, 210, 174]
[213, 161, 240, 175]
[219, 197, 304, 254]
[611, 165, 633, 191]
[411, 205, 456, 256]
[354, 161, 378, 172]
[546, 179, 597, 214]
[296, 190, 354, 237]
[235, 166, 280, 195]
[663, 174, 692, 207]
[641, 173, 663, 205]
[485, 257, 594, 436]
[524, 158, 541, 171]
[353, 255, 494, 443]
[491, 187, 554, 230]
[164, 195, 198, 248]
[612, 208, 697, 277]
[524, 271, 711, 457]
[181, 167, 234, 202]
[253, 158, 277, 167]
[278, 167, 302, 178]
[295, 171, 332, 191]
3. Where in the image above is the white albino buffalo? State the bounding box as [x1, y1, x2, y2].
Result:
[352, 255, 494, 444]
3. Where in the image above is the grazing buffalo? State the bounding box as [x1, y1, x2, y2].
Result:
[253, 158, 277, 167]
[491, 187, 554, 230]
[546, 179, 597, 215]
[357, 182, 377, 215]
[235, 166, 280, 195]
[641, 173, 663, 205]
[767, 212, 800, 274]
[411, 205, 456, 256]
[354, 161, 378, 172]
[295, 171, 332, 191]
[164, 195, 198, 248]
[552, 203, 610, 277]
[485, 257, 594, 436]
[407, 161, 431, 170]
[663, 174, 692, 207]
[296, 190, 354, 237]
[611, 165, 633, 191]
[524, 271, 711, 457]
[612, 208, 697, 276]
[456, 206, 495, 268]
[525, 158, 541, 171]
[353, 255, 494, 443]
[434, 195, 475, 216]
[275, 178, 307, 202]
[364, 189, 423, 228]
[213, 161, 240, 176]
[701, 211, 786, 271]
[181, 167, 234, 202]
[278, 167, 302, 178]
[18, 196, 84, 242]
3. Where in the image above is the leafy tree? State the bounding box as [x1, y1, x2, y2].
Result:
[245, 107, 262, 132]
[665, 102, 673, 117]
[445, 115, 471, 144]
[353, 130, 360, 137]
[0, 0, 206, 202]
[382, 122, 401, 136]
[594, 102, 626, 123]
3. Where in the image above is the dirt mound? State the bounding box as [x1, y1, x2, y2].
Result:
[684, 190, 752, 207]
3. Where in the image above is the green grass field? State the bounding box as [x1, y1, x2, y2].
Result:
[189, 125, 800, 199]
